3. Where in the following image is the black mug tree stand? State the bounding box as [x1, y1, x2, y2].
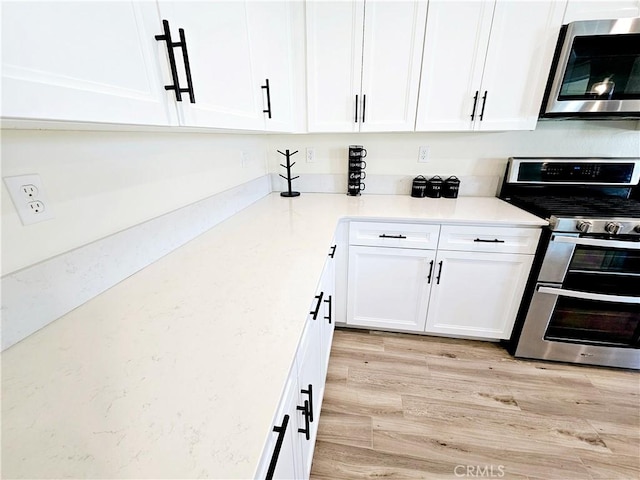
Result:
[278, 149, 301, 197]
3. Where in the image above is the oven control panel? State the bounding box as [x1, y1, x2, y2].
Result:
[506, 158, 640, 185]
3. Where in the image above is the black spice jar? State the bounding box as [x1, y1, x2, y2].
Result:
[443, 176, 460, 198]
[411, 175, 428, 198]
[426, 175, 443, 198]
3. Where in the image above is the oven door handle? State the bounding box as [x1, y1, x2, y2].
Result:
[553, 235, 640, 250]
[538, 286, 640, 304]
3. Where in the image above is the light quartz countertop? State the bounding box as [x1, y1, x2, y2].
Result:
[1, 193, 547, 479]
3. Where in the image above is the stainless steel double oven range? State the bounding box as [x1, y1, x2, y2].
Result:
[500, 158, 640, 370]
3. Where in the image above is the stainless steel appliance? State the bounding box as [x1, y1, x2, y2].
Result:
[500, 157, 640, 369]
[541, 18, 640, 118]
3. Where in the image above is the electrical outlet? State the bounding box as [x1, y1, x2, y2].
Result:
[240, 151, 249, 168]
[418, 146, 429, 163]
[4, 174, 54, 225]
[306, 148, 315, 163]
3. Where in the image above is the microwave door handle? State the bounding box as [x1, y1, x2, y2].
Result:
[553, 236, 640, 250]
[537, 286, 640, 304]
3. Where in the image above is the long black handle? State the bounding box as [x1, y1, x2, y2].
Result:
[328, 245, 337, 258]
[155, 20, 183, 102]
[178, 28, 196, 103]
[379, 234, 407, 239]
[266, 414, 289, 480]
[310, 292, 324, 320]
[355, 95, 359, 123]
[362, 94, 366, 123]
[262, 79, 272, 118]
[470, 90, 479, 120]
[297, 400, 310, 440]
[474, 238, 505, 243]
[427, 260, 434, 284]
[324, 295, 332, 324]
[479, 91, 488, 120]
[301, 384, 314, 422]
[436, 261, 443, 285]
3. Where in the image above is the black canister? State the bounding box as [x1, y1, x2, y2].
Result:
[443, 176, 460, 198]
[411, 175, 428, 198]
[426, 176, 443, 198]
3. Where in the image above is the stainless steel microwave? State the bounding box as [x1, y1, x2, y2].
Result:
[541, 18, 640, 118]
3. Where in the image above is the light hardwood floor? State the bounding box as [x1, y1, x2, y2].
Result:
[310, 329, 640, 480]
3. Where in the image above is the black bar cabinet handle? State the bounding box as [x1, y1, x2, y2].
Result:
[436, 261, 443, 285]
[329, 245, 337, 258]
[470, 90, 479, 120]
[362, 94, 366, 123]
[324, 295, 332, 324]
[473, 238, 505, 243]
[310, 291, 324, 320]
[379, 234, 407, 239]
[297, 400, 310, 440]
[355, 95, 359, 123]
[479, 91, 488, 120]
[427, 260, 434, 284]
[155, 20, 183, 102]
[266, 414, 289, 480]
[301, 384, 314, 422]
[262, 79, 272, 118]
[177, 28, 196, 103]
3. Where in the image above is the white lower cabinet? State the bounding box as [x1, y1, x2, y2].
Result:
[425, 250, 534, 339]
[347, 246, 436, 332]
[257, 249, 336, 480]
[346, 222, 540, 340]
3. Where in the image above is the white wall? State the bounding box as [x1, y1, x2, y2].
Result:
[3, 120, 639, 275]
[1, 130, 268, 275]
[268, 121, 640, 178]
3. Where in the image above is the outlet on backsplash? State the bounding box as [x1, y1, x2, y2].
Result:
[4, 174, 54, 225]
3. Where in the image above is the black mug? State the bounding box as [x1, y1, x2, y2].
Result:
[348, 145, 367, 158]
[347, 182, 365, 195]
[348, 159, 367, 170]
[348, 170, 366, 181]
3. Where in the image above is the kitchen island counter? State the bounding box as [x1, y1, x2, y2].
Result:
[1, 193, 546, 479]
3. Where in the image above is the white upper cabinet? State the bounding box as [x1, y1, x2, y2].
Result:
[1, 1, 178, 126]
[156, 1, 264, 130]
[306, 0, 427, 132]
[563, 0, 640, 22]
[416, 0, 566, 132]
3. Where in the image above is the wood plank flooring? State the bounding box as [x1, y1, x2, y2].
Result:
[310, 329, 640, 480]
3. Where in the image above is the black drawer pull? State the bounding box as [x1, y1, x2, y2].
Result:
[155, 20, 183, 102]
[427, 260, 434, 284]
[261, 78, 272, 118]
[266, 414, 289, 480]
[324, 295, 333, 324]
[177, 27, 196, 103]
[310, 291, 324, 320]
[301, 384, 314, 422]
[470, 90, 479, 120]
[355, 95, 359, 123]
[436, 261, 443, 285]
[329, 245, 337, 258]
[479, 90, 488, 121]
[379, 234, 407, 239]
[297, 400, 310, 440]
[473, 238, 505, 243]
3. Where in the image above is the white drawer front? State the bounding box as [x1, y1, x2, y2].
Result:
[349, 222, 440, 250]
[438, 226, 541, 254]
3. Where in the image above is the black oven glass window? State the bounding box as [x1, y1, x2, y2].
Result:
[559, 34, 640, 100]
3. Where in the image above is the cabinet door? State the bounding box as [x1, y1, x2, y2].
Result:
[477, 0, 565, 131]
[257, 370, 301, 480]
[295, 318, 323, 479]
[563, 0, 640, 22]
[360, 0, 428, 132]
[415, 0, 493, 131]
[247, 1, 297, 132]
[306, 0, 364, 132]
[157, 1, 265, 130]
[1, 1, 177, 126]
[347, 246, 435, 332]
[425, 250, 534, 339]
